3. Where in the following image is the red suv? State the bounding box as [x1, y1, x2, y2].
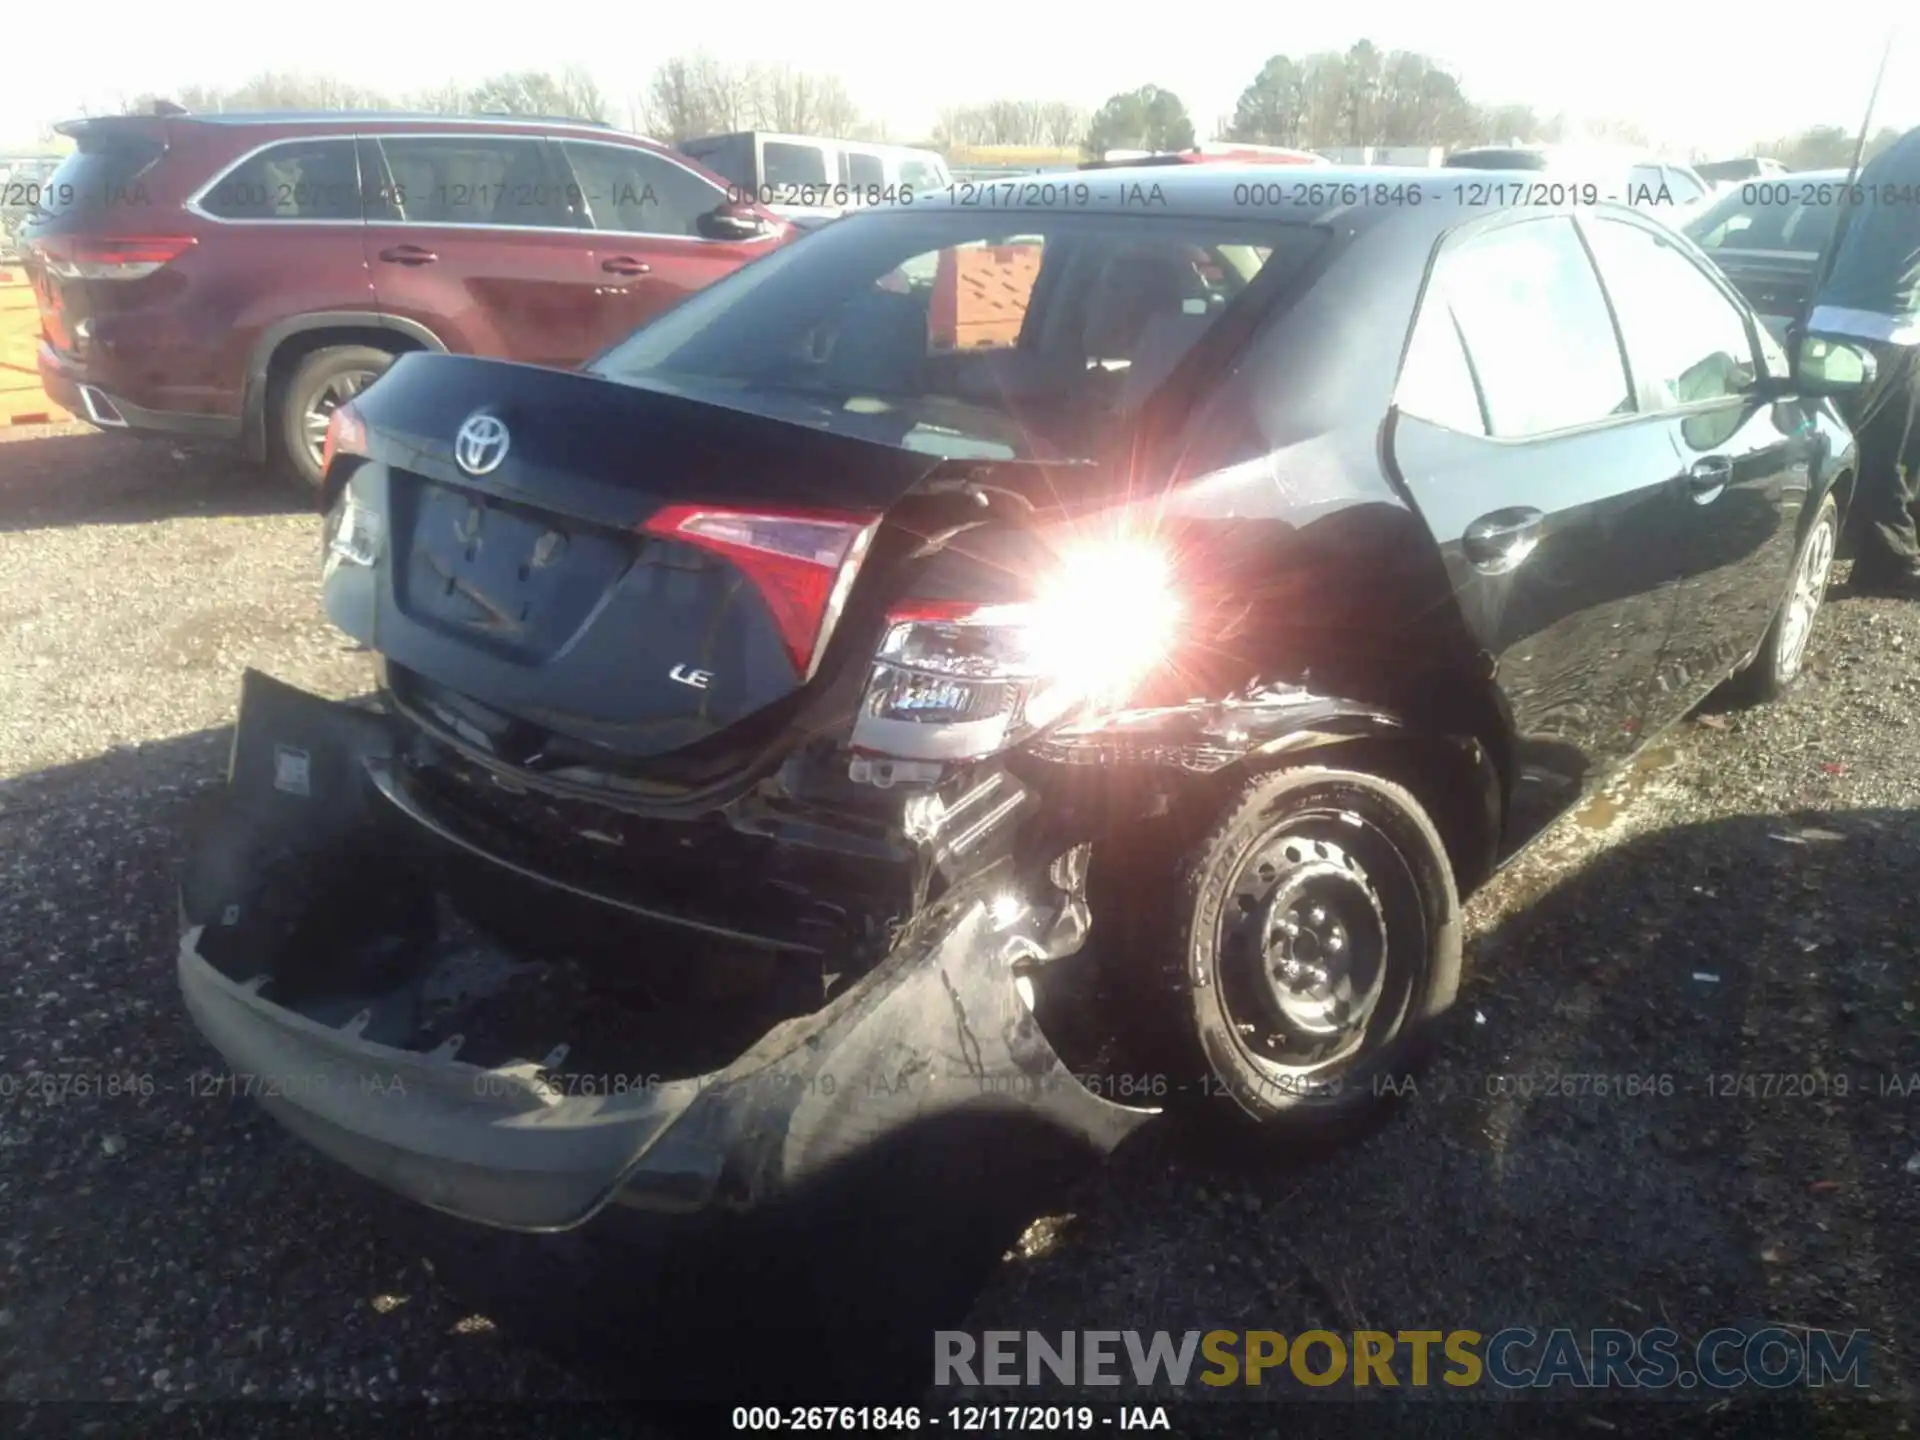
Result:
[20, 109, 790, 484]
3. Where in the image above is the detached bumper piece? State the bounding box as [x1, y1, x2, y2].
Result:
[179, 670, 1150, 1232]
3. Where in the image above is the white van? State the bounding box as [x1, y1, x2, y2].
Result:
[677, 132, 952, 227]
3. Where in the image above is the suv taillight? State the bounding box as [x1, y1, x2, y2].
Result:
[642, 505, 880, 678]
[851, 538, 1182, 763]
[41, 234, 196, 281]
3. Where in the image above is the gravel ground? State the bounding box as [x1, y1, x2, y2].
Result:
[1, 426, 1916, 1435]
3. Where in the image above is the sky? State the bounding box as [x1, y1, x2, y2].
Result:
[1, 2, 1913, 155]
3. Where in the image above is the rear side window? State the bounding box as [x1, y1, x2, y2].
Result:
[1396, 292, 1487, 434]
[1583, 217, 1757, 408]
[1628, 165, 1666, 200]
[764, 142, 828, 187]
[842, 150, 885, 188]
[899, 156, 948, 191]
[1440, 217, 1633, 438]
[680, 135, 752, 190]
[199, 139, 361, 221]
[561, 142, 723, 236]
[38, 134, 165, 219]
[1691, 192, 1840, 256]
[1662, 167, 1706, 205]
[370, 137, 574, 228]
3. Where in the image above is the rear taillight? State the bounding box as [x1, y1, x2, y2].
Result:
[852, 538, 1182, 764]
[319, 402, 367, 477]
[852, 600, 1064, 762]
[41, 234, 196, 281]
[642, 505, 880, 677]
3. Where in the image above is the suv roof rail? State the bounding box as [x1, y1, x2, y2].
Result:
[474, 111, 615, 128]
[178, 110, 619, 128]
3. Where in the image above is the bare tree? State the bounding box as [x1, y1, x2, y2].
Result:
[812, 75, 860, 137]
[1041, 102, 1086, 149]
[464, 68, 610, 121]
[646, 57, 710, 141]
[763, 66, 817, 133]
[408, 80, 473, 116]
[644, 53, 762, 142]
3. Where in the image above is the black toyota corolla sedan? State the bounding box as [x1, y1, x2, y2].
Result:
[178, 166, 1875, 1233]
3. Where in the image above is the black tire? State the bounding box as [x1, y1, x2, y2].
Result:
[274, 344, 394, 490]
[1120, 765, 1463, 1141]
[1724, 491, 1839, 707]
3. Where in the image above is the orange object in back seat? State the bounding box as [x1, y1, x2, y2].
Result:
[927, 243, 1043, 352]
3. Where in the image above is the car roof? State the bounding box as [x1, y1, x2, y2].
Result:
[907, 162, 1641, 231]
[1449, 143, 1680, 168]
[684, 131, 944, 157]
[183, 110, 615, 129]
[60, 111, 645, 144]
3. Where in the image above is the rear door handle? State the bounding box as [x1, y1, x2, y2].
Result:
[600, 256, 652, 277]
[1686, 455, 1733, 501]
[378, 244, 438, 266]
[1462, 507, 1545, 573]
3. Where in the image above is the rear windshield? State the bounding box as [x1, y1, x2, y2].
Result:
[35, 133, 166, 220]
[1685, 184, 1844, 256]
[589, 209, 1324, 461]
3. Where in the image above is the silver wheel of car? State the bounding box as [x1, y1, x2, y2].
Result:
[277, 345, 396, 490]
[1726, 491, 1841, 707]
[1775, 504, 1836, 684]
[301, 369, 378, 469]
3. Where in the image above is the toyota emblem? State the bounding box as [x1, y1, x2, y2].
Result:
[454, 414, 510, 476]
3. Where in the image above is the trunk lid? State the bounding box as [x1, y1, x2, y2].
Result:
[340, 354, 1029, 764]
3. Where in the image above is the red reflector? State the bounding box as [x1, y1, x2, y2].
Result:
[642, 504, 879, 677]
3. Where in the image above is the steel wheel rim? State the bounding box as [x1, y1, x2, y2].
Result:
[1215, 813, 1407, 1083]
[1777, 511, 1836, 682]
[301, 370, 377, 468]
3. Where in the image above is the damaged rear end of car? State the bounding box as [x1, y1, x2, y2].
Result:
[179, 188, 1496, 1232]
[180, 359, 1177, 1231]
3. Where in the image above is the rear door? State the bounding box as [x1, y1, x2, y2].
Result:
[360, 133, 601, 368]
[1580, 212, 1808, 724]
[551, 139, 770, 351]
[1390, 213, 1687, 852]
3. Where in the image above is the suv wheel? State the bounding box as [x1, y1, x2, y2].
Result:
[277, 345, 393, 489]
[1725, 490, 1839, 706]
[1121, 765, 1463, 1142]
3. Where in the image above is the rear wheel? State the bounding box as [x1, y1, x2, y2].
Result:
[275, 345, 393, 490]
[1725, 490, 1838, 705]
[1121, 765, 1463, 1140]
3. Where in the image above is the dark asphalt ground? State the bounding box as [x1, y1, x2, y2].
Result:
[1, 426, 1916, 1438]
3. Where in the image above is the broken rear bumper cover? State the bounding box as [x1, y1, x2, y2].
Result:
[178, 671, 1150, 1233]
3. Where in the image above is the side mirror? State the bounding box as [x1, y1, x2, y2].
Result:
[696, 204, 776, 241]
[1795, 336, 1878, 395]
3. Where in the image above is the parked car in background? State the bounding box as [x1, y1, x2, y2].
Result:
[16, 109, 787, 485]
[1086, 143, 1329, 168]
[677, 132, 952, 228]
[1683, 170, 1849, 344]
[1443, 144, 1714, 224]
[1697, 156, 1789, 192]
[178, 166, 1872, 1248]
